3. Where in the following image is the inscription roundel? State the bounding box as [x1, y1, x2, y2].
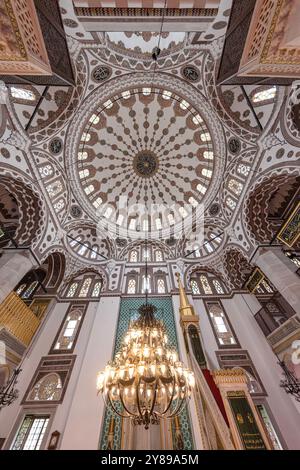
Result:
[182, 65, 200, 82]
[49, 138, 62, 155]
[92, 66, 112, 82]
[228, 137, 241, 154]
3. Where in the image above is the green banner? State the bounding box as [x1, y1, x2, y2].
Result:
[227, 391, 266, 450]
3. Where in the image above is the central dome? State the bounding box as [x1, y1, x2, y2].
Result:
[67, 75, 226, 239]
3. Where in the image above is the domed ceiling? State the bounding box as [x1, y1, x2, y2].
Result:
[67, 73, 226, 241]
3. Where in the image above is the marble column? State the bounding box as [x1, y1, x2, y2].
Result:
[253, 247, 300, 314]
[0, 250, 37, 303]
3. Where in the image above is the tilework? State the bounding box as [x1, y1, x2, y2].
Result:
[99, 297, 194, 450]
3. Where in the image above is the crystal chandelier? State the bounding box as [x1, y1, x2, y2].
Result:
[97, 303, 195, 429]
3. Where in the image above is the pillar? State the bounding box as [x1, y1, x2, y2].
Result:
[253, 247, 300, 314]
[0, 250, 38, 303]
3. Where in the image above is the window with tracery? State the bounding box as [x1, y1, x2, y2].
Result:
[157, 278, 166, 294]
[79, 278, 92, 297]
[11, 415, 50, 450]
[191, 279, 200, 295]
[39, 165, 53, 178]
[92, 281, 101, 297]
[22, 281, 39, 299]
[228, 178, 243, 196]
[54, 309, 83, 351]
[142, 275, 151, 293]
[213, 279, 224, 294]
[16, 283, 26, 296]
[237, 164, 250, 177]
[199, 275, 212, 295]
[66, 282, 78, 298]
[46, 180, 63, 199]
[127, 278, 136, 294]
[129, 250, 138, 262]
[206, 302, 237, 346]
[27, 373, 62, 402]
[226, 197, 237, 210]
[155, 250, 163, 262]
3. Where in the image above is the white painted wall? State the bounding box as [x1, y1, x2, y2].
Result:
[59, 296, 120, 450]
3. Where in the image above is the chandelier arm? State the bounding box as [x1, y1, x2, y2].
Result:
[105, 393, 129, 420]
[136, 376, 144, 420]
[119, 389, 137, 417]
[157, 376, 176, 416]
[167, 394, 188, 418]
[149, 380, 159, 417]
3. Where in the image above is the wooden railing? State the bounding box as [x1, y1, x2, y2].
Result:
[0, 292, 40, 346]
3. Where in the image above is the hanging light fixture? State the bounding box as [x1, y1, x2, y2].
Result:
[97, 303, 195, 429]
[0, 367, 21, 409]
[278, 359, 300, 402]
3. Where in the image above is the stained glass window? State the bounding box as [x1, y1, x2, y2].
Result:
[155, 250, 163, 262]
[226, 197, 237, 210]
[228, 178, 243, 196]
[27, 373, 62, 401]
[199, 275, 212, 295]
[157, 278, 166, 294]
[16, 283, 26, 296]
[191, 280, 200, 295]
[213, 279, 224, 294]
[142, 275, 151, 293]
[79, 278, 92, 297]
[129, 250, 138, 262]
[66, 282, 78, 298]
[39, 165, 53, 178]
[53, 199, 65, 213]
[237, 164, 250, 177]
[207, 302, 236, 346]
[92, 281, 101, 297]
[46, 180, 63, 199]
[11, 416, 49, 450]
[54, 309, 82, 350]
[202, 168, 212, 178]
[127, 279, 136, 294]
[22, 281, 38, 299]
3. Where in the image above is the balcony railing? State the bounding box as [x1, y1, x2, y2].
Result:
[267, 315, 300, 354]
[0, 292, 40, 346]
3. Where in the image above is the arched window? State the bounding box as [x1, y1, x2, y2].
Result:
[79, 277, 92, 297]
[54, 308, 83, 351]
[127, 278, 136, 294]
[66, 282, 78, 298]
[16, 283, 26, 296]
[191, 279, 200, 295]
[92, 281, 101, 297]
[157, 278, 166, 294]
[213, 279, 224, 294]
[207, 302, 237, 346]
[46, 180, 63, 199]
[129, 250, 138, 262]
[142, 275, 151, 293]
[143, 248, 150, 261]
[155, 250, 163, 262]
[27, 373, 62, 401]
[22, 281, 39, 299]
[199, 275, 212, 295]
